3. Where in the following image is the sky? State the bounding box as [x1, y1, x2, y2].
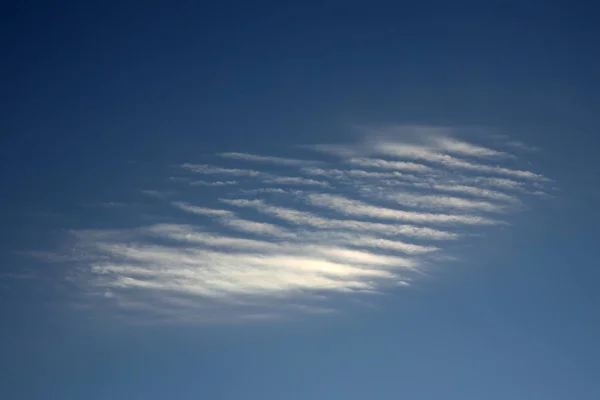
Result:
[2, 1, 600, 399]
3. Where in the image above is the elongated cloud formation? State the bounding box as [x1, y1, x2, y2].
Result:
[306, 193, 499, 225]
[219, 152, 321, 167]
[347, 158, 432, 172]
[263, 176, 331, 188]
[51, 125, 552, 323]
[385, 192, 508, 213]
[371, 144, 547, 181]
[181, 164, 262, 177]
[428, 136, 512, 159]
[189, 180, 239, 186]
[220, 198, 458, 240]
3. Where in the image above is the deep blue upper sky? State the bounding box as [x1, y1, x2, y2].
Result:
[2, 1, 600, 399]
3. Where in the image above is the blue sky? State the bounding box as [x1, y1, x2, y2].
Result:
[2, 1, 600, 399]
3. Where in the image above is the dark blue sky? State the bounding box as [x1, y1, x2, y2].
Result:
[2, 1, 600, 399]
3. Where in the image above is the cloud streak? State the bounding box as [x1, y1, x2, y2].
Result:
[181, 164, 262, 177]
[384, 192, 508, 213]
[263, 176, 331, 188]
[306, 193, 499, 225]
[346, 158, 432, 172]
[370, 144, 547, 181]
[219, 152, 321, 167]
[220, 198, 459, 240]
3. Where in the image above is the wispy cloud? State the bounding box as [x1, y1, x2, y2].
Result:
[44, 125, 552, 323]
[504, 140, 540, 152]
[219, 217, 296, 238]
[489, 134, 541, 152]
[367, 181, 520, 204]
[146, 224, 278, 252]
[189, 180, 239, 186]
[306, 193, 499, 225]
[181, 164, 262, 177]
[371, 143, 547, 181]
[173, 201, 296, 238]
[141, 189, 173, 199]
[302, 167, 421, 182]
[384, 192, 508, 213]
[417, 183, 520, 203]
[220, 198, 459, 240]
[346, 158, 432, 172]
[428, 136, 512, 159]
[172, 202, 233, 217]
[181, 163, 330, 188]
[262, 176, 331, 188]
[219, 152, 320, 167]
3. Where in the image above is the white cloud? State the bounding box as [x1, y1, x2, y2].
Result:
[88, 244, 384, 299]
[429, 136, 512, 158]
[489, 134, 541, 152]
[372, 142, 547, 181]
[219, 217, 296, 238]
[263, 176, 331, 188]
[385, 192, 507, 213]
[468, 176, 526, 190]
[172, 201, 296, 238]
[239, 188, 297, 195]
[146, 224, 278, 252]
[363, 180, 521, 204]
[306, 193, 499, 225]
[172, 202, 233, 217]
[220, 198, 459, 240]
[504, 140, 540, 152]
[47, 125, 551, 323]
[313, 247, 416, 268]
[189, 180, 239, 186]
[141, 189, 173, 198]
[181, 164, 262, 177]
[302, 167, 421, 182]
[346, 158, 431, 172]
[302, 232, 439, 254]
[416, 183, 520, 203]
[219, 152, 320, 167]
